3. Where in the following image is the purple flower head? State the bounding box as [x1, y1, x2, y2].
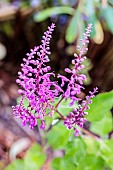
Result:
[64, 88, 98, 136]
[58, 24, 93, 107]
[12, 23, 63, 129]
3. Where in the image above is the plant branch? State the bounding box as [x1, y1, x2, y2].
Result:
[55, 109, 66, 120]
[55, 95, 64, 108]
[82, 128, 101, 140]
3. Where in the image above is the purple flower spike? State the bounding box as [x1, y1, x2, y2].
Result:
[58, 24, 93, 108]
[64, 88, 98, 136]
[12, 23, 63, 129]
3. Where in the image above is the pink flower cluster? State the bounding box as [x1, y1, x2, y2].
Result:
[12, 23, 97, 136]
[64, 87, 98, 136]
[12, 23, 63, 129]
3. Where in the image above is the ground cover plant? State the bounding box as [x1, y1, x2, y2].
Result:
[5, 23, 113, 170]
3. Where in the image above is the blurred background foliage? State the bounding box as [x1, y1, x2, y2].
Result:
[0, 0, 113, 90]
[1, 0, 113, 44]
[0, 0, 113, 169]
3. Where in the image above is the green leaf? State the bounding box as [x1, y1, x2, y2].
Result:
[84, 136, 100, 155]
[65, 137, 86, 165]
[65, 9, 81, 43]
[92, 19, 104, 44]
[76, 154, 105, 170]
[101, 5, 113, 33]
[24, 143, 46, 170]
[99, 139, 113, 169]
[34, 7, 74, 22]
[57, 98, 78, 116]
[52, 157, 76, 170]
[47, 122, 70, 149]
[90, 111, 113, 136]
[52, 137, 86, 169]
[84, 0, 95, 16]
[86, 90, 113, 122]
[4, 160, 24, 170]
